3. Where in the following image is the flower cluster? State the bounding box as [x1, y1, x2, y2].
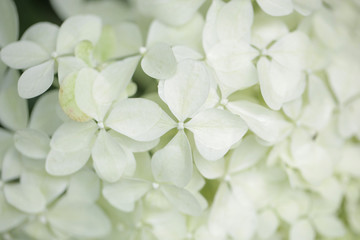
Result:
[0, 0, 360, 239]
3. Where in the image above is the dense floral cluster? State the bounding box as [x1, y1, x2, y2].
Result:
[0, 0, 360, 239]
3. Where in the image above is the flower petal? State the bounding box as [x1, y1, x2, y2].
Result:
[92, 130, 128, 183]
[313, 215, 346, 238]
[257, 57, 305, 110]
[21, 22, 58, 53]
[75, 68, 102, 121]
[257, 210, 279, 239]
[66, 170, 100, 203]
[136, 0, 205, 26]
[194, 149, 225, 179]
[187, 108, 248, 161]
[160, 184, 202, 216]
[103, 178, 152, 212]
[229, 135, 269, 174]
[289, 219, 315, 240]
[2, 147, 22, 181]
[227, 101, 293, 144]
[112, 22, 143, 58]
[14, 129, 50, 159]
[147, 15, 204, 53]
[1, 40, 49, 69]
[46, 148, 91, 176]
[56, 15, 102, 55]
[160, 59, 210, 121]
[298, 75, 335, 131]
[0, 70, 28, 131]
[152, 131, 192, 187]
[216, 0, 253, 41]
[141, 43, 177, 80]
[29, 90, 63, 135]
[93, 56, 140, 105]
[268, 31, 309, 70]
[50, 120, 97, 152]
[257, 0, 293, 16]
[47, 200, 111, 238]
[0, 193, 26, 232]
[106, 98, 175, 141]
[18, 59, 55, 99]
[0, 0, 18, 47]
[207, 40, 258, 72]
[4, 181, 46, 214]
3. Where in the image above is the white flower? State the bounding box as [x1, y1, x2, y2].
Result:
[1, 15, 102, 98]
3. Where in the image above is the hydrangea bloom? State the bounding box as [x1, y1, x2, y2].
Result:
[0, 0, 360, 239]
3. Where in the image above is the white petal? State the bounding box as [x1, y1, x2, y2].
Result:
[1, 40, 49, 69]
[66, 170, 100, 203]
[207, 40, 258, 72]
[4, 181, 46, 214]
[291, 129, 333, 184]
[75, 68, 101, 121]
[338, 98, 360, 138]
[109, 131, 159, 153]
[160, 184, 202, 216]
[103, 178, 152, 212]
[282, 98, 302, 120]
[268, 31, 309, 70]
[14, 129, 50, 159]
[29, 90, 63, 135]
[229, 135, 269, 174]
[209, 182, 257, 239]
[257, 57, 306, 110]
[313, 216, 346, 238]
[147, 14, 204, 53]
[0, 70, 28, 131]
[112, 22, 143, 58]
[327, 51, 360, 104]
[56, 15, 102, 55]
[227, 101, 293, 144]
[59, 72, 93, 123]
[0, 0, 18, 47]
[194, 149, 225, 179]
[50, 120, 97, 152]
[2, 147, 22, 181]
[289, 219, 315, 240]
[92, 130, 127, 183]
[36, 176, 67, 206]
[106, 98, 175, 141]
[136, 0, 205, 26]
[338, 143, 360, 177]
[187, 108, 248, 161]
[298, 75, 334, 131]
[293, 0, 321, 16]
[46, 148, 91, 176]
[151, 131, 192, 187]
[251, 17, 289, 49]
[172, 46, 203, 62]
[216, 0, 253, 41]
[57, 56, 87, 85]
[0, 129, 13, 167]
[21, 22, 58, 53]
[93, 56, 140, 105]
[257, 0, 293, 16]
[161, 59, 210, 121]
[47, 200, 111, 238]
[215, 63, 258, 98]
[202, 0, 224, 52]
[0, 193, 26, 232]
[257, 210, 279, 239]
[141, 43, 177, 80]
[18, 59, 55, 99]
